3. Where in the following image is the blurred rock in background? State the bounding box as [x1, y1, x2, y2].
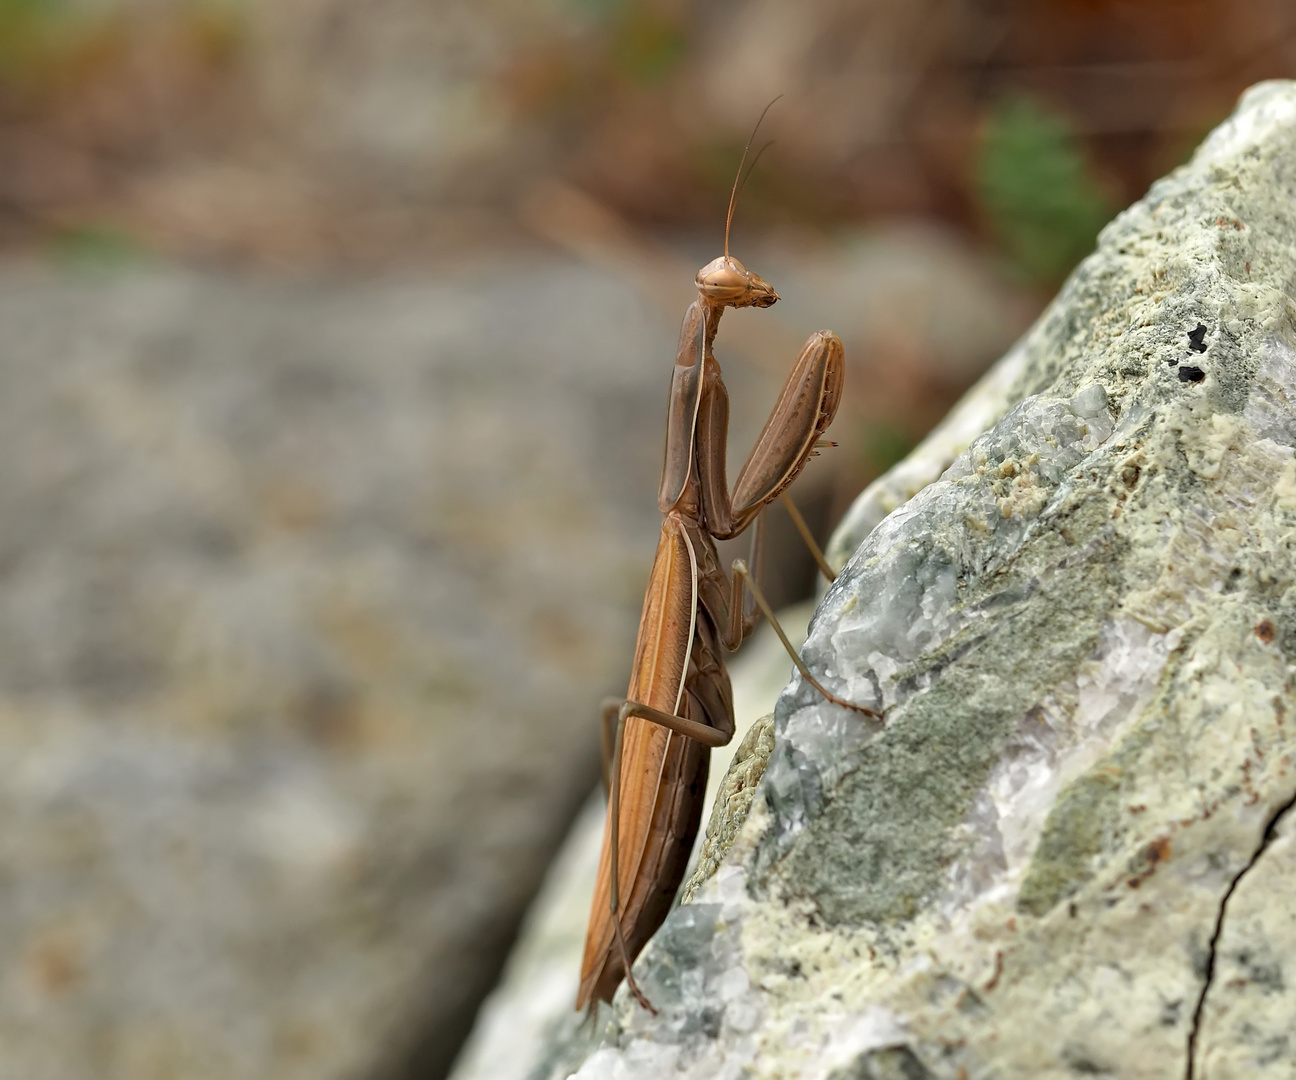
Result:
[0, 263, 673, 1080]
[0, 1, 1292, 1078]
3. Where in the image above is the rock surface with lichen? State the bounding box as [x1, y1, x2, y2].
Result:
[680, 714, 776, 906]
[516, 80, 1296, 1080]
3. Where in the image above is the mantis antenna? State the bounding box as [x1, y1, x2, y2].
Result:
[724, 95, 783, 261]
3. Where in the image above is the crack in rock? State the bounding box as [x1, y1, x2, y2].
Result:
[1185, 790, 1296, 1080]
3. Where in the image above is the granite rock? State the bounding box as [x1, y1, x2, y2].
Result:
[530, 80, 1296, 1080]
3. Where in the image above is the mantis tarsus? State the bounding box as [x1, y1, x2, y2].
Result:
[576, 118, 881, 1013]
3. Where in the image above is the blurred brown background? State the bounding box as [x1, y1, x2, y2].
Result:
[5, 0, 1294, 265]
[0, 2, 1293, 1079]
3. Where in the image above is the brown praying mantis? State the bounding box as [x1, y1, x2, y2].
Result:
[576, 116, 881, 1013]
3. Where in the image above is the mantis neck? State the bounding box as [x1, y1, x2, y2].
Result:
[700, 300, 726, 362]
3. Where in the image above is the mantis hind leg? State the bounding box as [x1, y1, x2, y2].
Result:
[599, 696, 729, 798]
[599, 697, 621, 796]
[615, 699, 732, 748]
[601, 696, 730, 1015]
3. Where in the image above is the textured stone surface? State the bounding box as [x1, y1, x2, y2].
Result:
[680, 714, 776, 906]
[1196, 809, 1296, 1075]
[498, 80, 1296, 1079]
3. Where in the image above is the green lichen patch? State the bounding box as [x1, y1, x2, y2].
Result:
[1017, 764, 1126, 917]
[774, 544, 1115, 926]
[681, 713, 774, 902]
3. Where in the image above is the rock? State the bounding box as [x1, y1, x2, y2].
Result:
[0, 260, 688, 1080]
[680, 714, 775, 906]
[508, 80, 1296, 1079]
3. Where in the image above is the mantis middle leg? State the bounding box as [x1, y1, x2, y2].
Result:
[728, 558, 881, 718]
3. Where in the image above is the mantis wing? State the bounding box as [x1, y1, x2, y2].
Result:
[577, 518, 705, 1008]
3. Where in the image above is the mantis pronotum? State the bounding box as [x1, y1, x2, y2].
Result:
[577, 113, 880, 1012]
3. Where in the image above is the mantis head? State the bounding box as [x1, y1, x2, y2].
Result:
[695, 255, 778, 309]
[697, 97, 782, 312]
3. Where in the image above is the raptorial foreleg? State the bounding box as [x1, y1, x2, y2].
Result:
[698, 330, 846, 539]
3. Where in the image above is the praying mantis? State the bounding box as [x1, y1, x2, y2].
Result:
[576, 114, 881, 1013]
